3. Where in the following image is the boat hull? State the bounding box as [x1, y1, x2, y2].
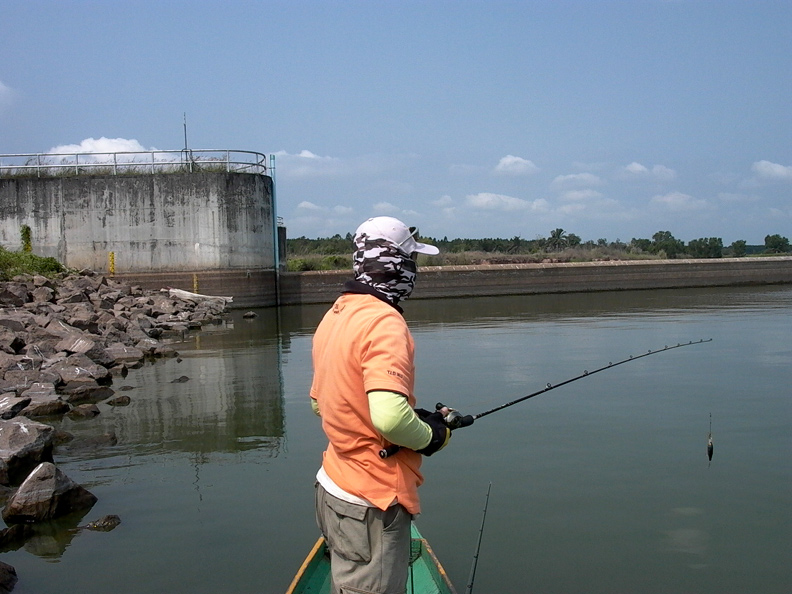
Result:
[286, 524, 457, 594]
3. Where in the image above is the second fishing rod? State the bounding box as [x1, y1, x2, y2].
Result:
[380, 338, 712, 459]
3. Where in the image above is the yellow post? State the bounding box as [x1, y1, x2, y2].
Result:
[193, 273, 199, 293]
[108, 252, 115, 275]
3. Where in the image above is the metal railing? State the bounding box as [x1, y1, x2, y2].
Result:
[0, 149, 270, 177]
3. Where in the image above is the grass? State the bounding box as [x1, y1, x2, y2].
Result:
[0, 246, 65, 281]
[284, 247, 668, 271]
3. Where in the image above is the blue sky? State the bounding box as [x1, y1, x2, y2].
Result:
[1, 1, 790, 245]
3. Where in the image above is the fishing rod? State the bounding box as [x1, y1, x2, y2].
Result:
[465, 482, 492, 594]
[380, 338, 712, 459]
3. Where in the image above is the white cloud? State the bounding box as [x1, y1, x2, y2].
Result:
[620, 162, 677, 181]
[465, 192, 547, 212]
[297, 201, 323, 211]
[494, 155, 539, 176]
[752, 160, 792, 181]
[551, 172, 603, 189]
[273, 149, 342, 178]
[333, 205, 354, 214]
[373, 201, 400, 214]
[433, 195, 454, 207]
[650, 191, 708, 211]
[48, 137, 155, 157]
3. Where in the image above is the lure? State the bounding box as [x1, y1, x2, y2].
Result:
[707, 413, 714, 465]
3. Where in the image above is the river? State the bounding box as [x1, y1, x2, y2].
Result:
[3, 285, 791, 593]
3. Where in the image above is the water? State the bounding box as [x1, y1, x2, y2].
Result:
[2, 286, 791, 593]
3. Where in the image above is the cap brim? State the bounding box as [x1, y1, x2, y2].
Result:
[411, 241, 440, 255]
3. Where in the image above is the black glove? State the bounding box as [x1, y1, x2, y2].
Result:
[416, 411, 451, 456]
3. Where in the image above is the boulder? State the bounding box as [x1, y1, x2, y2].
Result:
[2, 462, 97, 524]
[81, 514, 121, 532]
[0, 328, 24, 355]
[0, 560, 17, 593]
[67, 404, 100, 420]
[0, 395, 30, 420]
[0, 284, 29, 307]
[59, 381, 114, 405]
[0, 418, 55, 486]
[44, 354, 111, 385]
[104, 343, 144, 365]
[18, 384, 70, 419]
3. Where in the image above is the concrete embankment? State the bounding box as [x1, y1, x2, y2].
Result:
[278, 256, 792, 306]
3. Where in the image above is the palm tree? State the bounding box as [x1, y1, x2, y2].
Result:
[547, 228, 568, 251]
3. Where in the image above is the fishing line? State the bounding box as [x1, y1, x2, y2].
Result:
[472, 339, 713, 421]
[380, 339, 713, 459]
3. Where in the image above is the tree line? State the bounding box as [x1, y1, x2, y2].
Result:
[287, 229, 791, 259]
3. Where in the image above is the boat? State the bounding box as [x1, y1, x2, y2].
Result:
[286, 523, 457, 594]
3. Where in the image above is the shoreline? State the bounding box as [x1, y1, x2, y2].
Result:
[277, 256, 792, 306]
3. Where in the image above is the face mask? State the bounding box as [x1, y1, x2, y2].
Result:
[353, 235, 417, 304]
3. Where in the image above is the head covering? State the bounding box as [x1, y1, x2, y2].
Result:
[354, 216, 440, 256]
[352, 216, 439, 305]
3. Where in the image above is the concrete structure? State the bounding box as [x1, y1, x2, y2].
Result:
[278, 257, 792, 306]
[0, 172, 274, 271]
[1, 167, 278, 309]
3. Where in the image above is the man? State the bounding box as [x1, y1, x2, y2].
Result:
[310, 216, 451, 594]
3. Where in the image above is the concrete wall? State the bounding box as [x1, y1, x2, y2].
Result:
[0, 172, 274, 272]
[278, 257, 792, 306]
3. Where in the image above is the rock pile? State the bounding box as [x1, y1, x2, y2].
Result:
[0, 271, 230, 589]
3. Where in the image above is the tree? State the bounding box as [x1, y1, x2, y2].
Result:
[687, 237, 723, 258]
[730, 240, 747, 257]
[652, 231, 685, 259]
[547, 228, 568, 251]
[764, 234, 791, 253]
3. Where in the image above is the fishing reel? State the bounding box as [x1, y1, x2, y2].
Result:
[435, 402, 475, 429]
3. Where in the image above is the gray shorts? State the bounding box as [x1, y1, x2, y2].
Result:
[315, 482, 412, 594]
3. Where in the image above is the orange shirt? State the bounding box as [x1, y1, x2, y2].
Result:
[310, 293, 424, 514]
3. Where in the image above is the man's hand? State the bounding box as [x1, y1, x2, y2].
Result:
[416, 411, 451, 456]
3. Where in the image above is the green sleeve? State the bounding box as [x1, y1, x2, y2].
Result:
[368, 390, 432, 450]
[311, 397, 320, 416]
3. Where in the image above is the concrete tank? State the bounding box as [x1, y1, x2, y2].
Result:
[0, 172, 275, 273]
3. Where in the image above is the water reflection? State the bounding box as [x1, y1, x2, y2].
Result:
[54, 308, 287, 460]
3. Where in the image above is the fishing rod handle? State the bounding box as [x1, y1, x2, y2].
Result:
[378, 408, 475, 458]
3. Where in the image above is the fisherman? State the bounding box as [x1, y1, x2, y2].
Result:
[310, 216, 451, 594]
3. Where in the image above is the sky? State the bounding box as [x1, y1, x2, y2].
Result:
[1, 1, 791, 245]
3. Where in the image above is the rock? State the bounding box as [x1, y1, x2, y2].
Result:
[59, 381, 113, 405]
[2, 462, 97, 524]
[0, 560, 18, 593]
[171, 375, 189, 383]
[0, 284, 29, 307]
[103, 343, 144, 365]
[0, 523, 34, 550]
[4, 369, 61, 391]
[0, 317, 25, 333]
[31, 285, 55, 303]
[82, 514, 121, 532]
[0, 418, 55, 486]
[0, 395, 30, 420]
[106, 395, 131, 407]
[0, 327, 24, 355]
[60, 432, 117, 453]
[18, 384, 70, 419]
[45, 353, 111, 385]
[243, 311, 257, 318]
[67, 404, 100, 420]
